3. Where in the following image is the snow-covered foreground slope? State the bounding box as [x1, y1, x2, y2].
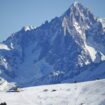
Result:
[0, 79, 105, 105]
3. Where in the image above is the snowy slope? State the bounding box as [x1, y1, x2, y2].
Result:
[0, 79, 105, 105]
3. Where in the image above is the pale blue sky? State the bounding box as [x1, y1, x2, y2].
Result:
[0, 0, 105, 41]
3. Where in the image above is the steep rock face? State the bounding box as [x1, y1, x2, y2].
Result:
[0, 2, 105, 88]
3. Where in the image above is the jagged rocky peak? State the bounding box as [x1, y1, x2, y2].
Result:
[65, 2, 93, 16]
[63, 2, 96, 24]
[71, 1, 83, 9]
[62, 2, 96, 37]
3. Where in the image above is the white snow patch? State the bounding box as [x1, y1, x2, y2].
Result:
[22, 26, 35, 31]
[52, 71, 64, 76]
[85, 43, 97, 62]
[98, 18, 105, 28]
[0, 57, 8, 69]
[0, 44, 10, 50]
[73, 21, 82, 35]
[0, 78, 15, 92]
[10, 42, 14, 49]
[62, 17, 68, 35]
[86, 36, 105, 62]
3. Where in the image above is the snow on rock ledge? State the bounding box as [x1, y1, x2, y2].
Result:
[22, 26, 35, 31]
[0, 44, 10, 50]
[0, 78, 15, 91]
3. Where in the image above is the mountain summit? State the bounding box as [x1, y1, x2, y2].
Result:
[62, 2, 95, 36]
[0, 2, 105, 90]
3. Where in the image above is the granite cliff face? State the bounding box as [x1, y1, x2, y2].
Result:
[0, 2, 105, 89]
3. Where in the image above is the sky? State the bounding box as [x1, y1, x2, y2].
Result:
[0, 0, 105, 42]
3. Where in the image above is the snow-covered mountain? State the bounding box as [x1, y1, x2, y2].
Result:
[0, 79, 105, 105]
[0, 2, 105, 90]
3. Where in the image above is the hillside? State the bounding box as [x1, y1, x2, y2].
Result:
[0, 79, 105, 105]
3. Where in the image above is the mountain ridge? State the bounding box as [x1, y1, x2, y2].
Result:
[0, 2, 105, 90]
